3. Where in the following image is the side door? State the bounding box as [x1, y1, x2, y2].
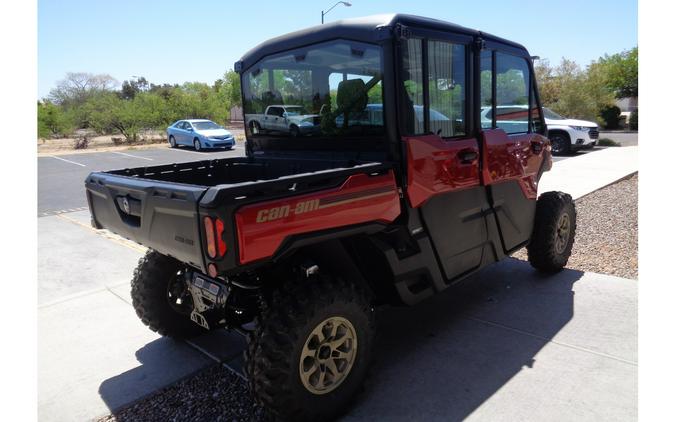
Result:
[182, 121, 196, 145]
[174, 121, 187, 145]
[265, 107, 282, 131]
[400, 33, 490, 282]
[478, 46, 550, 252]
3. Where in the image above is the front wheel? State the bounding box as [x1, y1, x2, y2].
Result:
[194, 138, 202, 151]
[245, 274, 374, 421]
[527, 191, 577, 273]
[131, 250, 205, 338]
[549, 132, 571, 155]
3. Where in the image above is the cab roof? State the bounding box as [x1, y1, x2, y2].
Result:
[237, 13, 529, 72]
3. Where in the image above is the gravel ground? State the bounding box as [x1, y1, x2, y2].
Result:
[513, 173, 638, 279]
[96, 364, 265, 422]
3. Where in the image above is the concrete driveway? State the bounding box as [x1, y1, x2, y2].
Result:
[37, 144, 637, 421]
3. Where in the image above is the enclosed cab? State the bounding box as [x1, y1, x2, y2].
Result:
[86, 14, 575, 421]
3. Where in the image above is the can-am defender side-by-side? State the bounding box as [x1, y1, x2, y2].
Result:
[85, 14, 576, 421]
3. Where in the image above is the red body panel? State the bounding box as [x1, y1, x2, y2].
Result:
[480, 129, 550, 199]
[235, 171, 401, 265]
[404, 135, 481, 208]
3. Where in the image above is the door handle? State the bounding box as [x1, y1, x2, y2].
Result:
[457, 149, 478, 164]
[531, 140, 543, 154]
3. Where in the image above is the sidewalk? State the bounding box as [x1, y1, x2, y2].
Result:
[539, 146, 638, 199]
[37, 146, 638, 421]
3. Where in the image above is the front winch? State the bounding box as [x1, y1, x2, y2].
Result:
[187, 273, 229, 329]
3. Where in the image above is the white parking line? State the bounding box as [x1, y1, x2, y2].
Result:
[165, 148, 208, 156]
[112, 151, 154, 161]
[49, 155, 86, 167]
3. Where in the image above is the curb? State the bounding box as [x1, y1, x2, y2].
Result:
[575, 171, 638, 201]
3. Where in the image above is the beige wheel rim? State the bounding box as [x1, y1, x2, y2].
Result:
[299, 316, 357, 395]
[555, 213, 571, 254]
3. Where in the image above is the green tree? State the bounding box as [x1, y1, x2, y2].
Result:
[37, 101, 73, 138]
[86, 93, 142, 141]
[535, 58, 614, 122]
[597, 47, 638, 98]
[220, 70, 241, 107]
[119, 76, 149, 100]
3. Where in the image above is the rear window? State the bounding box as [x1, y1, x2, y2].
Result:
[242, 39, 385, 141]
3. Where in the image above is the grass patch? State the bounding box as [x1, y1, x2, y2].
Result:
[598, 138, 621, 147]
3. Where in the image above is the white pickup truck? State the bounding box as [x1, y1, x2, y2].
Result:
[245, 105, 321, 137]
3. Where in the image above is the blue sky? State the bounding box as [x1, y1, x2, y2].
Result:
[38, 0, 637, 99]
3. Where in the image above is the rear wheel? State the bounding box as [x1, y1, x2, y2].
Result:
[130, 250, 205, 338]
[193, 138, 202, 151]
[549, 132, 571, 155]
[527, 191, 577, 273]
[168, 135, 176, 148]
[245, 274, 374, 421]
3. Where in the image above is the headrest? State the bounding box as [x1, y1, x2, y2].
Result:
[336, 79, 368, 113]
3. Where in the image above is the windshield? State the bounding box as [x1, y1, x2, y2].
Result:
[242, 39, 384, 141]
[543, 107, 565, 120]
[192, 121, 222, 130]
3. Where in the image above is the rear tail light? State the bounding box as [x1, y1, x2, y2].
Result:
[215, 218, 227, 256]
[204, 216, 227, 259]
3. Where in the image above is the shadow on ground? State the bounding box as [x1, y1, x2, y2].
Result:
[346, 258, 583, 420]
[98, 258, 583, 420]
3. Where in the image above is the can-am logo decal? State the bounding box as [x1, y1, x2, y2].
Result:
[254, 186, 395, 223]
[256, 199, 319, 223]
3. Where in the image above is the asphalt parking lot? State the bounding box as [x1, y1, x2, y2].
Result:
[38, 145, 246, 217]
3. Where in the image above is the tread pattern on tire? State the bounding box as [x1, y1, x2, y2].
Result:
[131, 250, 205, 338]
[527, 191, 577, 273]
[244, 274, 374, 421]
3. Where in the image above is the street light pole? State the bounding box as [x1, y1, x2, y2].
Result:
[321, 1, 351, 24]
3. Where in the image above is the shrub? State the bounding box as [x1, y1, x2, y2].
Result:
[600, 105, 622, 129]
[629, 108, 638, 130]
[598, 138, 621, 147]
[38, 101, 74, 138]
[73, 136, 89, 149]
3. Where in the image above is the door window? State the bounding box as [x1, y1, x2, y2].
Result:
[428, 41, 466, 137]
[400, 37, 466, 137]
[480, 50, 542, 135]
[400, 38, 424, 134]
[479, 50, 493, 129]
[495, 52, 530, 134]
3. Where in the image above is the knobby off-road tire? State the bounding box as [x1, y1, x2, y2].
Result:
[131, 250, 205, 338]
[245, 274, 375, 421]
[527, 191, 577, 273]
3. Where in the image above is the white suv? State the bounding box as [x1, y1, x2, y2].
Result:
[480, 106, 599, 155]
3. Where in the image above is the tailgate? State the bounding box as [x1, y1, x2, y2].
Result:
[85, 172, 208, 270]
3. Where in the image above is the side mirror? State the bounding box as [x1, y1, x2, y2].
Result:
[187, 127, 194, 131]
[282, 112, 288, 118]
